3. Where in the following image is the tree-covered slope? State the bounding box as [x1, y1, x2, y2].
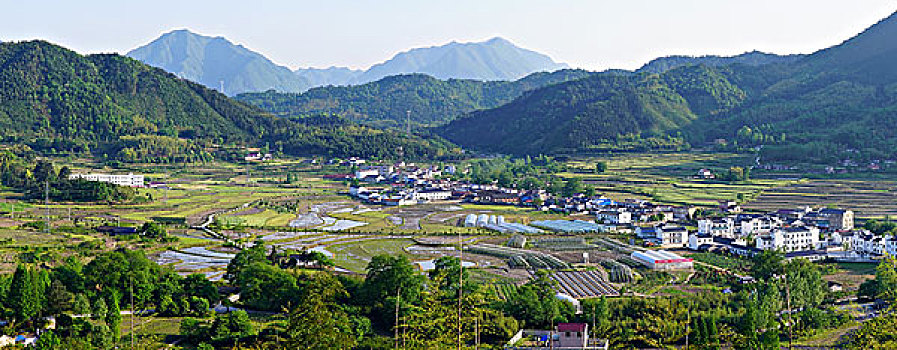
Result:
[437, 65, 747, 155]
[235, 69, 594, 128]
[0, 40, 459, 161]
[440, 11, 897, 162]
[684, 11, 897, 163]
[638, 51, 802, 74]
[127, 29, 310, 95]
[0, 40, 272, 144]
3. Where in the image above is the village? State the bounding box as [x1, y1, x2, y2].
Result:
[338, 160, 893, 267]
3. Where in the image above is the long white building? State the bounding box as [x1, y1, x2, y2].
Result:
[755, 226, 820, 252]
[68, 173, 144, 187]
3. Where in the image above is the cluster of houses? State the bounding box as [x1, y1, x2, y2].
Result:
[664, 207, 857, 260]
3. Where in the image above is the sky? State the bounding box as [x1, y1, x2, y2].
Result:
[2, 0, 896, 71]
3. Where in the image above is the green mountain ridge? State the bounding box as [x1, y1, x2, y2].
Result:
[437, 65, 747, 155]
[637, 51, 803, 74]
[235, 69, 594, 128]
[0, 40, 458, 161]
[437, 11, 897, 162]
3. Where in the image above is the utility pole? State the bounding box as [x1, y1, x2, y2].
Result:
[458, 225, 464, 350]
[406, 110, 411, 135]
[44, 181, 50, 234]
[395, 286, 402, 350]
[785, 273, 793, 350]
[130, 276, 135, 350]
[685, 301, 690, 350]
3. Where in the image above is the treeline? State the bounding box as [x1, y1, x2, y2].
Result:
[0, 250, 219, 349]
[212, 245, 567, 349]
[0, 153, 138, 203]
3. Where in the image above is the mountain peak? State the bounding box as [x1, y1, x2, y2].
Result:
[127, 30, 310, 95]
[484, 37, 512, 45]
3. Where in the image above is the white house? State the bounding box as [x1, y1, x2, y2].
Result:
[657, 226, 689, 248]
[68, 173, 144, 187]
[739, 216, 782, 236]
[697, 217, 736, 238]
[596, 210, 632, 224]
[755, 226, 820, 252]
[688, 232, 714, 250]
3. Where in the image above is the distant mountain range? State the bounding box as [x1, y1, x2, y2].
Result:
[295, 37, 569, 86]
[128, 31, 569, 94]
[127, 29, 311, 96]
[437, 10, 897, 162]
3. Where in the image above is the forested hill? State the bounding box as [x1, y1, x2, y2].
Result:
[637, 51, 803, 74]
[439, 10, 897, 162]
[0, 40, 460, 161]
[437, 65, 749, 155]
[0, 40, 273, 144]
[684, 10, 897, 163]
[234, 69, 594, 128]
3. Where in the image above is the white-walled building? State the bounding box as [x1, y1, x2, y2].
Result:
[657, 226, 689, 248]
[740, 216, 782, 236]
[697, 217, 736, 238]
[688, 233, 714, 250]
[755, 226, 820, 252]
[410, 189, 451, 202]
[596, 210, 632, 224]
[69, 173, 144, 187]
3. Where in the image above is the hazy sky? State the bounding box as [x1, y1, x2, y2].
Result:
[2, 0, 896, 71]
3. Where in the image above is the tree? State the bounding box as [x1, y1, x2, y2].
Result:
[583, 186, 597, 197]
[236, 263, 300, 311]
[286, 273, 358, 349]
[139, 222, 167, 240]
[211, 310, 256, 342]
[45, 279, 73, 316]
[595, 161, 608, 173]
[562, 177, 583, 197]
[73, 294, 90, 315]
[753, 250, 784, 280]
[34, 330, 61, 350]
[8, 265, 41, 323]
[91, 297, 107, 322]
[875, 255, 897, 301]
[225, 244, 268, 282]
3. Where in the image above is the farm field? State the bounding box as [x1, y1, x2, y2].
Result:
[743, 180, 897, 219]
[560, 153, 795, 207]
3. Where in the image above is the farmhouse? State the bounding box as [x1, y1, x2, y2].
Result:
[596, 209, 631, 224]
[755, 226, 821, 252]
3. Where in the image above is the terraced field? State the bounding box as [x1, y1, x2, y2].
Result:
[743, 180, 897, 218]
[561, 153, 793, 206]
